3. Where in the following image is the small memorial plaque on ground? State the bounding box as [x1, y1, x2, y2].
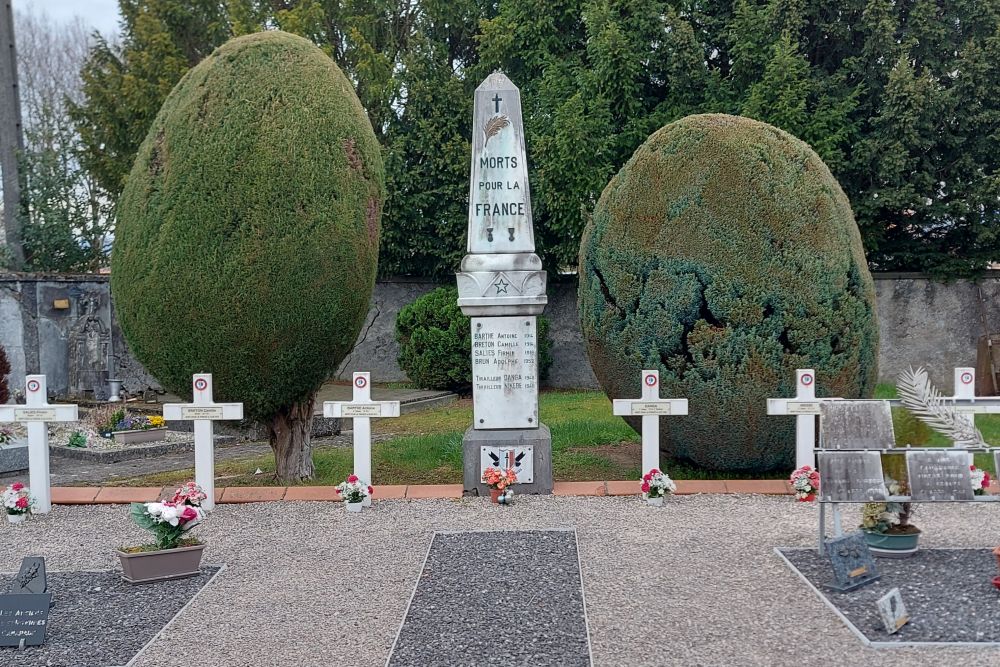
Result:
[825, 532, 879, 592]
[877, 588, 909, 634]
[10, 558, 46, 595]
[0, 593, 52, 647]
[388, 530, 590, 666]
[906, 450, 974, 501]
[817, 451, 888, 502]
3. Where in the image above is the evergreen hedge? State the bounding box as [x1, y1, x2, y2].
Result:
[112, 31, 384, 422]
[579, 114, 879, 471]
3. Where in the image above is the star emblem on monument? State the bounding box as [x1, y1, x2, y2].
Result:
[494, 278, 510, 294]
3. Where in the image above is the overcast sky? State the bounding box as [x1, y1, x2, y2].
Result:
[20, 0, 121, 37]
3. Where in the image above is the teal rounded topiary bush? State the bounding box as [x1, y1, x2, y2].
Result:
[579, 113, 878, 471]
[112, 31, 384, 480]
[396, 286, 552, 392]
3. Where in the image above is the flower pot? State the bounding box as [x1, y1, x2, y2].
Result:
[117, 543, 205, 584]
[646, 495, 664, 507]
[345, 501, 364, 513]
[6, 513, 27, 525]
[862, 529, 921, 558]
[112, 427, 167, 445]
[489, 488, 502, 504]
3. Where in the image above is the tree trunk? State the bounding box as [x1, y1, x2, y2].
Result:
[268, 397, 315, 482]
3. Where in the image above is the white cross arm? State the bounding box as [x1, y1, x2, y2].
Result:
[323, 401, 400, 419]
[0, 404, 78, 423]
[163, 403, 244, 421]
[767, 397, 843, 415]
[613, 399, 688, 416]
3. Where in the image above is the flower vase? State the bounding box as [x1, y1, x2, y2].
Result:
[646, 495, 664, 507]
[346, 501, 364, 513]
[489, 488, 502, 504]
[6, 512, 26, 525]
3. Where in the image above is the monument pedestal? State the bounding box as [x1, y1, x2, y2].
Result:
[462, 424, 552, 496]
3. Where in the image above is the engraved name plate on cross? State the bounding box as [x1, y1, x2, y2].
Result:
[612, 370, 688, 474]
[162, 374, 243, 510]
[766, 369, 835, 469]
[0, 375, 78, 513]
[323, 372, 400, 506]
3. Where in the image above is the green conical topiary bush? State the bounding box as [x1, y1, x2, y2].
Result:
[578, 113, 878, 471]
[112, 31, 384, 481]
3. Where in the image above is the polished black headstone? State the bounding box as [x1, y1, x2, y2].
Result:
[825, 532, 880, 592]
[10, 557, 46, 595]
[0, 593, 52, 647]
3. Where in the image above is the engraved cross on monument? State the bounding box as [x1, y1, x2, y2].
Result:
[323, 372, 400, 506]
[0, 375, 78, 514]
[162, 374, 243, 511]
[457, 72, 552, 495]
[612, 370, 688, 474]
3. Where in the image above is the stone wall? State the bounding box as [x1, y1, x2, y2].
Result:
[2, 272, 1000, 397]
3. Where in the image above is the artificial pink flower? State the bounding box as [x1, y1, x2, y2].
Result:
[347, 474, 359, 484]
[11, 482, 23, 492]
[15, 496, 28, 509]
[985, 472, 992, 488]
[367, 486, 374, 495]
[180, 506, 199, 522]
[641, 481, 650, 493]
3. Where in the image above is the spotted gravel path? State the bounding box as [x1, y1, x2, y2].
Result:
[2, 496, 999, 666]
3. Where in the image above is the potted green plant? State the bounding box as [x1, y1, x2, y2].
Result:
[861, 478, 920, 557]
[118, 482, 208, 583]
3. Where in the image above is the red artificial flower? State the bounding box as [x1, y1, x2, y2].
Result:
[650, 468, 660, 475]
[367, 485, 374, 495]
[642, 473, 652, 482]
[971, 465, 977, 471]
[347, 474, 359, 484]
[801, 494, 816, 502]
[15, 496, 28, 509]
[641, 481, 650, 493]
[11, 482, 23, 492]
[180, 506, 199, 522]
[985, 472, 992, 488]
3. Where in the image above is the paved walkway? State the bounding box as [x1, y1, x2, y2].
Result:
[2, 496, 997, 666]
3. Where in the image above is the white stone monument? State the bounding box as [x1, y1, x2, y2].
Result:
[0, 375, 78, 513]
[766, 369, 828, 468]
[456, 71, 551, 495]
[323, 372, 400, 506]
[612, 370, 688, 474]
[162, 373, 243, 511]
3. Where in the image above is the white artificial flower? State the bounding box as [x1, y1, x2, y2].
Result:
[159, 504, 181, 526]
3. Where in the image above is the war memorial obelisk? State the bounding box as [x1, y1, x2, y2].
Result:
[457, 71, 552, 495]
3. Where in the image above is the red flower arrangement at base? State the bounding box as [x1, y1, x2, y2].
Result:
[789, 465, 820, 502]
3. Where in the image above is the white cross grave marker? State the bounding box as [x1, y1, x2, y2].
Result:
[0, 375, 78, 513]
[766, 369, 833, 469]
[612, 370, 689, 474]
[323, 372, 400, 506]
[162, 374, 243, 511]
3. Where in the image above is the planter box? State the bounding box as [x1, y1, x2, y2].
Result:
[117, 543, 206, 584]
[112, 427, 167, 445]
[0, 440, 29, 474]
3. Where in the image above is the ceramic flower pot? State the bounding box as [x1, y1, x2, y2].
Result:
[862, 528, 921, 557]
[346, 501, 364, 513]
[6, 512, 27, 525]
[112, 427, 167, 445]
[117, 543, 205, 584]
[489, 488, 502, 504]
[646, 495, 664, 507]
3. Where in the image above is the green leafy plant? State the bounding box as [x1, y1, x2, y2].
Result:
[67, 431, 88, 448]
[395, 286, 553, 392]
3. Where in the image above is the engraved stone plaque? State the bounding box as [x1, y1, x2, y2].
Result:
[480, 445, 534, 483]
[825, 532, 880, 592]
[818, 451, 889, 502]
[877, 588, 909, 634]
[471, 316, 539, 429]
[180, 406, 225, 420]
[13, 408, 58, 422]
[906, 450, 974, 501]
[0, 593, 51, 647]
[10, 557, 46, 595]
[820, 401, 896, 449]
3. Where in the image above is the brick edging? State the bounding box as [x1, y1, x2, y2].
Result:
[48, 480, 792, 505]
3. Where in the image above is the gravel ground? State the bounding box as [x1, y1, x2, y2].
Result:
[389, 530, 589, 666]
[781, 547, 1000, 643]
[2, 496, 999, 666]
[0, 569, 220, 666]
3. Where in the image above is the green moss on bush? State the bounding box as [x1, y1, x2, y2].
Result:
[578, 114, 878, 471]
[396, 286, 552, 392]
[112, 31, 384, 420]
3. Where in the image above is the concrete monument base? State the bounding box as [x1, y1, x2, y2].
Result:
[462, 424, 552, 496]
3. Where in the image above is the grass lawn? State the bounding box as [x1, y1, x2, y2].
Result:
[114, 386, 1000, 488]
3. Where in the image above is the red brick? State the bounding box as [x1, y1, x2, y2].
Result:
[94, 487, 163, 504]
[605, 480, 640, 496]
[724, 479, 792, 495]
[405, 484, 463, 499]
[219, 487, 287, 503]
[283, 486, 342, 501]
[674, 480, 728, 495]
[51, 487, 99, 504]
[553, 481, 605, 497]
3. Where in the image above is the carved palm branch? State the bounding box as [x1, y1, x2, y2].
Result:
[896, 366, 986, 446]
[484, 115, 509, 145]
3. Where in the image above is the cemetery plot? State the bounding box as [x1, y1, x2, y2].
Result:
[778, 548, 1000, 645]
[388, 530, 591, 666]
[0, 568, 221, 666]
